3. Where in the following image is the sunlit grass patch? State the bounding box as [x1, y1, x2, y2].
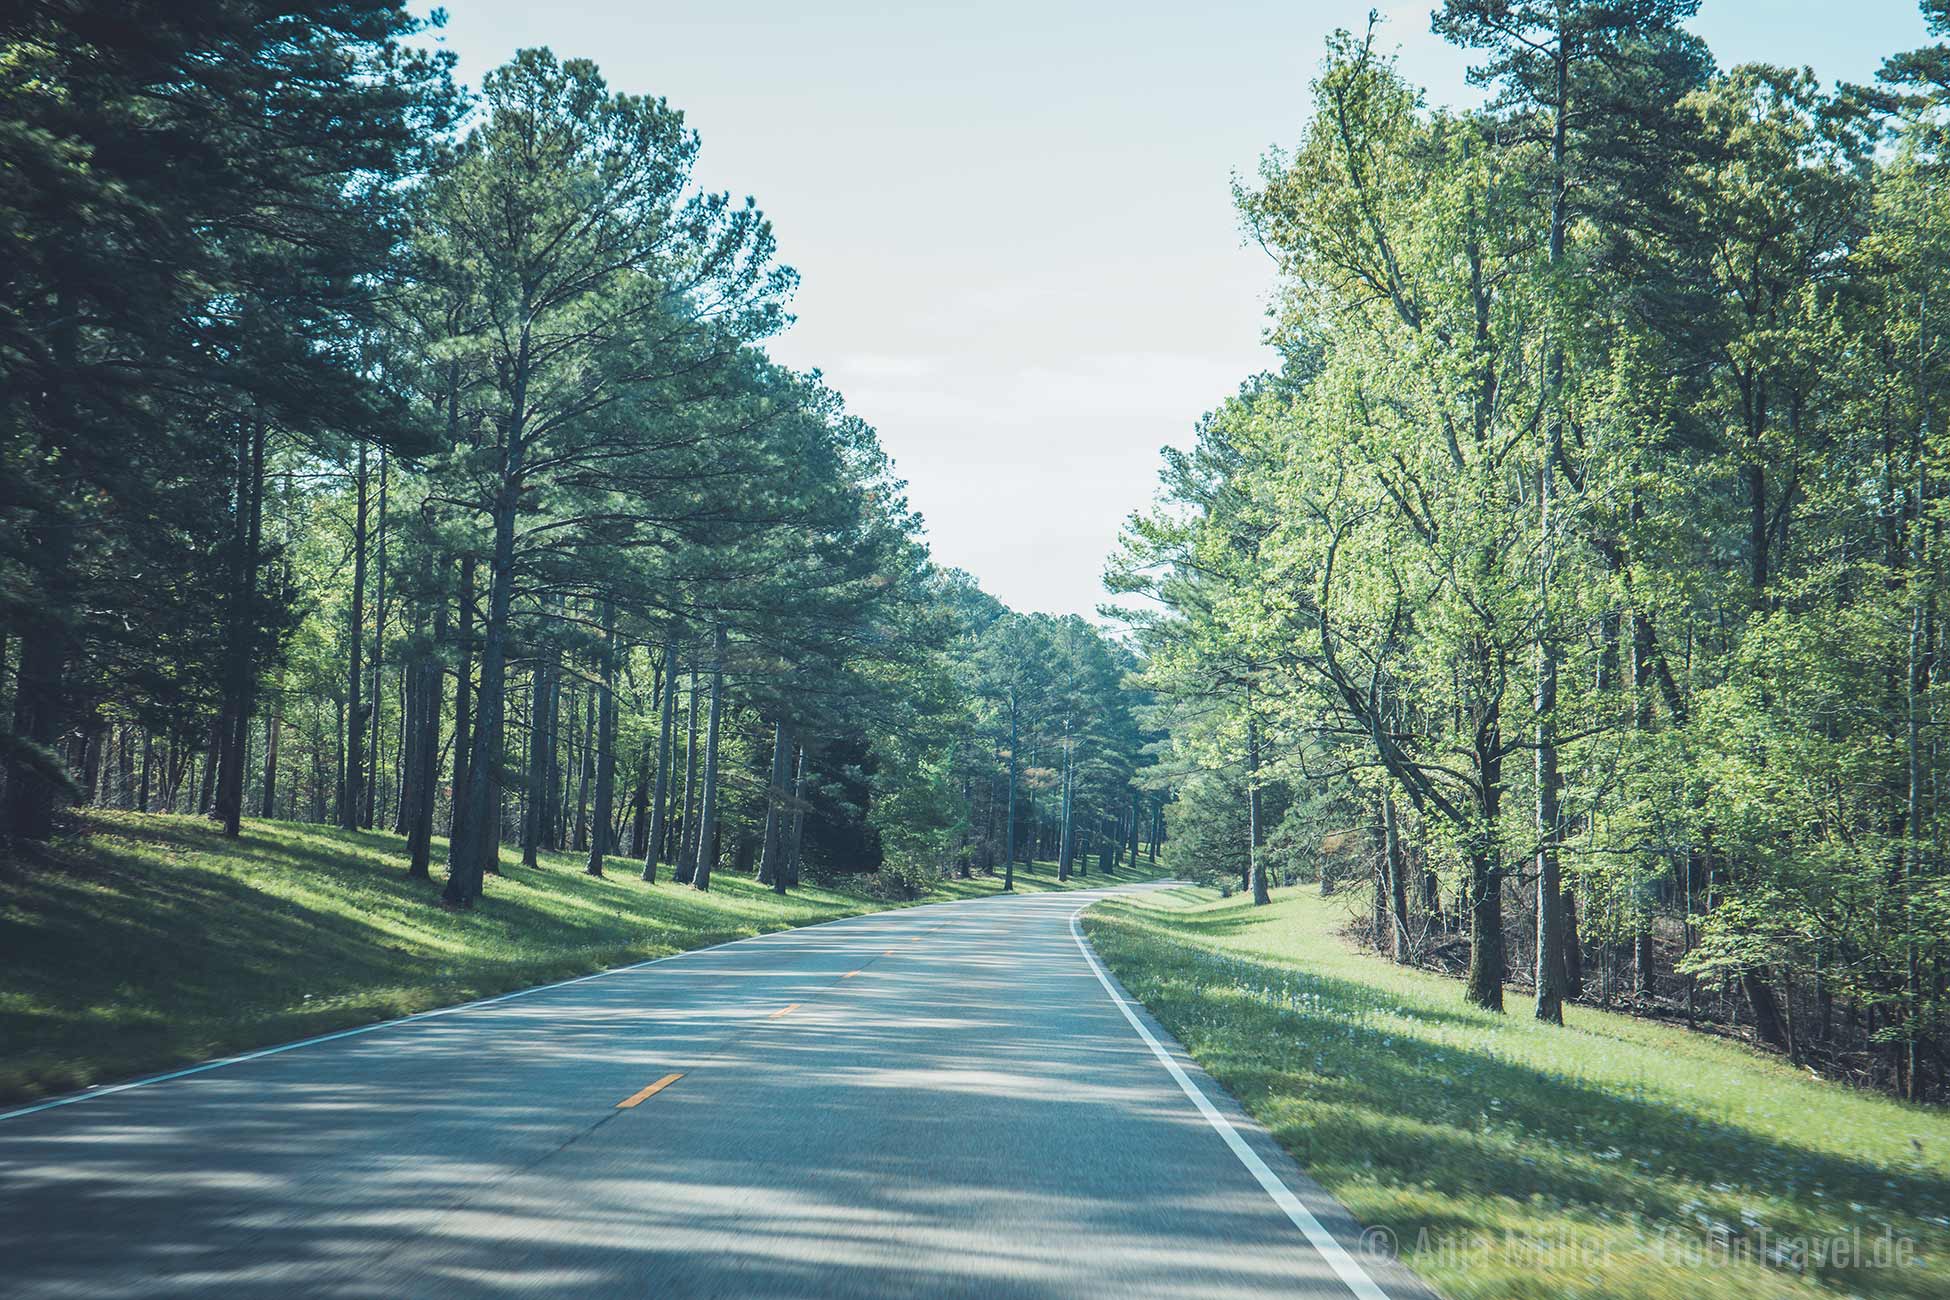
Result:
[929, 853, 1167, 900]
[1082, 887, 1950, 1300]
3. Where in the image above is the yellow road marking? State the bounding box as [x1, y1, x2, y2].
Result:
[768, 1003, 801, 1019]
[616, 1073, 683, 1108]
[883, 949, 899, 956]
[842, 970, 862, 978]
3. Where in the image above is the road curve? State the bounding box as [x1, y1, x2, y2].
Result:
[0, 882, 1437, 1298]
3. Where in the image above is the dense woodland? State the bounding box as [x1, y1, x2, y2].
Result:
[8, 0, 1950, 1114]
[0, 4, 1155, 908]
[1113, 0, 1950, 1101]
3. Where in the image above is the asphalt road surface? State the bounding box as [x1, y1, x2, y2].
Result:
[0, 883, 1438, 1298]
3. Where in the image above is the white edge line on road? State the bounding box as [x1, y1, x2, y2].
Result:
[1068, 906, 1393, 1300]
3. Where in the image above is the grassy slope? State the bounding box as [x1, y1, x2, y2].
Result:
[1083, 886, 1950, 1300]
[0, 810, 1160, 1105]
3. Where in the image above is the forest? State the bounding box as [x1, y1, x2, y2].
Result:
[8, 0, 1950, 1121]
[0, 5, 1155, 920]
[15, 7, 1950, 1299]
[1114, 0, 1950, 1103]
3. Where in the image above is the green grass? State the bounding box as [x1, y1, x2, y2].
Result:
[1082, 886, 1950, 1300]
[0, 810, 1162, 1106]
[926, 852, 1163, 899]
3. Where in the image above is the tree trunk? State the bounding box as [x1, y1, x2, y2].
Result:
[1382, 785, 1410, 962]
[406, 571, 445, 880]
[1564, 890, 1584, 997]
[521, 651, 552, 869]
[643, 635, 679, 882]
[1464, 638, 1506, 1012]
[552, 681, 570, 851]
[81, 719, 104, 806]
[1466, 848, 1504, 1012]
[585, 600, 618, 878]
[1, 297, 80, 840]
[363, 447, 387, 830]
[333, 699, 345, 823]
[691, 624, 727, 892]
[445, 396, 525, 907]
[309, 702, 326, 822]
[260, 689, 281, 820]
[451, 556, 475, 838]
[574, 678, 596, 856]
[1247, 693, 1270, 904]
[1904, 384, 1928, 1099]
[1531, 33, 1570, 1025]
[341, 438, 369, 832]
[1003, 695, 1018, 892]
[674, 672, 701, 884]
[197, 723, 219, 815]
[214, 418, 266, 838]
[109, 725, 130, 808]
[2, 616, 70, 835]
[786, 743, 809, 887]
[1726, 450, 1792, 1050]
[392, 656, 412, 836]
[627, 736, 650, 859]
[1371, 821, 1389, 953]
[1534, 451, 1566, 1022]
[758, 718, 790, 892]
[401, 650, 430, 878]
[1057, 730, 1074, 882]
[1743, 968, 1791, 1054]
[1073, 787, 1087, 878]
[1630, 600, 1658, 992]
[397, 635, 424, 854]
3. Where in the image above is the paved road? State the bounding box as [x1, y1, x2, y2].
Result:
[0, 883, 1436, 1298]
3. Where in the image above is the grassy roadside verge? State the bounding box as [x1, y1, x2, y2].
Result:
[0, 810, 1160, 1106]
[1082, 886, 1950, 1300]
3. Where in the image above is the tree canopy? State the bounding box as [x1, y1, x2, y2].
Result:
[0, 9, 1155, 929]
[1112, 2, 1950, 1101]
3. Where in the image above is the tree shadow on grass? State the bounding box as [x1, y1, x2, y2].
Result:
[1087, 912, 1950, 1300]
[1092, 904, 1493, 1034]
[0, 814, 848, 1103]
[1146, 907, 1272, 936]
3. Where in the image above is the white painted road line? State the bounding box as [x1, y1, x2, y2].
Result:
[1068, 907, 1394, 1300]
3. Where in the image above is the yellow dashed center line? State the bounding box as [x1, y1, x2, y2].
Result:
[615, 1073, 684, 1108]
[842, 970, 862, 978]
[768, 1003, 801, 1019]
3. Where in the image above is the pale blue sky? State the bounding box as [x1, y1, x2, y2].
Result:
[425, 2, 1931, 617]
